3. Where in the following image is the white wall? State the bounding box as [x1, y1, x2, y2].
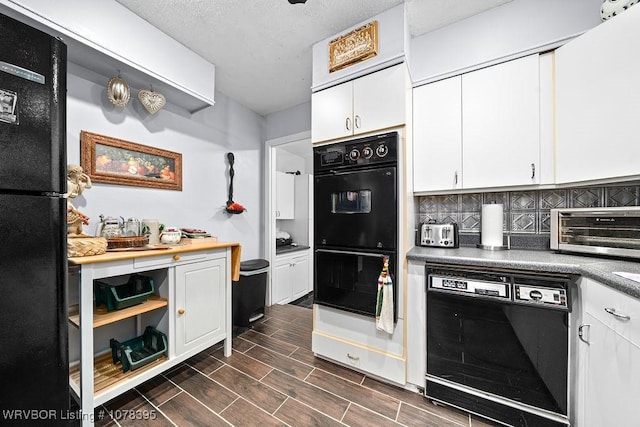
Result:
[66, 64, 265, 259]
[410, 0, 603, 85]
[264, 101, 311, 142]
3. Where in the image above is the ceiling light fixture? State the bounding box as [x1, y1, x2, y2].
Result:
[288, 0, 307, 4]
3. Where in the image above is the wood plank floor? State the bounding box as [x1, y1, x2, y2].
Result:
[92, 303, 497, 426]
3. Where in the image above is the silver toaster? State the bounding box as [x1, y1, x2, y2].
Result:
[419, 223, 459, 248]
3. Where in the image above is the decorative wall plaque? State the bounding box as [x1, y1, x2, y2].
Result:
[329, 21, 378, 73]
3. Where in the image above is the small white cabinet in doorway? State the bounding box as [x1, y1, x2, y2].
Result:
[275, 171, 295, 219]
[272, 250, 310, 304]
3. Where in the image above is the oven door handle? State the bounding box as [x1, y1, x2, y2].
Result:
[316, 248, 389, 258]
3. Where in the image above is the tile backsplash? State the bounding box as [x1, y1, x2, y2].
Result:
[417, 184, 640, 235]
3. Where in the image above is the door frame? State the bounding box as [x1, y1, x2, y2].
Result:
[264, 131, 311, 305]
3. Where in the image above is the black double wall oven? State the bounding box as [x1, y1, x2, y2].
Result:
[313, 132, 398, 319]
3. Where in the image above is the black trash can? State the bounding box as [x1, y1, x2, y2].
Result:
[233, 259, 269, 327]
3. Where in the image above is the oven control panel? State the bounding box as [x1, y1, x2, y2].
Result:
[514, 284, 568, 308]
[314, 132, 397, 172]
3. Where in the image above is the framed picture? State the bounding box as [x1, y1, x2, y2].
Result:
[329, 20, 378, 73]
[80, 131, 182, 191]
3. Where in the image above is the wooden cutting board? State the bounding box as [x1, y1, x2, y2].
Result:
[106, 236, 149, 249]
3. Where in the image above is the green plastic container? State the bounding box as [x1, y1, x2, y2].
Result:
[95, 274, 154, 312]
[110, 326, 168, 373]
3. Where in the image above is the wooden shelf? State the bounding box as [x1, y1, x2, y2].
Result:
[69, 352, 168, 397]
[68, 296, 168, 328]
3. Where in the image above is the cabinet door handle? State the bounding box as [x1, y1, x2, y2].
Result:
[347, 353, 360, 361]
[178, 308, 185, 315]
[531, 163, 536, 180]
[345, 117, 351, 131]
[354, 115, 361, 129]
[173, 255, 180, 261]
[454, 171, 458, 186]
[578, 324, 590, 344]
[604, 307, 631, 320]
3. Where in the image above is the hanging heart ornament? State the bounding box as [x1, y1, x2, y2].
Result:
[137, 89, 166, 114]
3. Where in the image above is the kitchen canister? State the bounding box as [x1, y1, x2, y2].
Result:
[141, 219, 160, 245]
[478, 203, 507, 250]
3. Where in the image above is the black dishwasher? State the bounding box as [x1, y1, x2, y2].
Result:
[425, 264, 577, 427]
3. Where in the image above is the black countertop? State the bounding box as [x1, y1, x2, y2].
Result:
[407, 246, 640, 299]
[276, 244, 310, 255]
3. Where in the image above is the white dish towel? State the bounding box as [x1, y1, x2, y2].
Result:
[375, 255, 394, 334]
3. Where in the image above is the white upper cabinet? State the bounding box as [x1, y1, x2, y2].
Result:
[275, 171, 295, 220]
[1, 0, 215, 112]
[312, 64, 406, 143]
[413, 76, 462, 192]
[413, 54, 552, 193]
[556, 6, 640, 184]
[311, 82, 354, 142]
[462, 54, 541, 189]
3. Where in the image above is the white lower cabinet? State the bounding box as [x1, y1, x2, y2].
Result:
[272, 251, 310, 304]
[576, 278, 640, 427]
[174, 258, 226, 356]
[406, 261, 426, 387]
[312, 304, 406, 385]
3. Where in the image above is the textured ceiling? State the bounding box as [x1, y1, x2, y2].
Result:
[116, 0, 511, 116]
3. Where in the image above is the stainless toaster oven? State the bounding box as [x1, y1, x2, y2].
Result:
[550, 207, 640, 259]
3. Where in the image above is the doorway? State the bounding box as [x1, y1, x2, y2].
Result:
[264, 131, 313, 306]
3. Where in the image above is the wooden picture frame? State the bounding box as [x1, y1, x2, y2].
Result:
[329, 20, 378, 73]
[80, 131, 182, 191]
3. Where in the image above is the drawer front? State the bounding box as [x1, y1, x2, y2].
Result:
[312, 332, 406, 385]
[583, 278, 640, 347]
[133, 251, 211, 270]
[314, 305, 403, 355]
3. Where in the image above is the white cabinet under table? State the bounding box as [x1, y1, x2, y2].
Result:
[68, 239, 241, 426]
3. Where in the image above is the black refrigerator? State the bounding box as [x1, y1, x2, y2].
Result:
[0, 12, 70, 423]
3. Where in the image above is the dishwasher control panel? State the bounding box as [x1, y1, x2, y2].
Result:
[514, 284, 568, 308]
[426, 264, 575, 311]
[430, 276, 510, 299]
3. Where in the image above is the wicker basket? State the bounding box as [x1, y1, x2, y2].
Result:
[68, 235, 107, 257]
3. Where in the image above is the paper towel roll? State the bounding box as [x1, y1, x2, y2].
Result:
[481, 204, 504, 247]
